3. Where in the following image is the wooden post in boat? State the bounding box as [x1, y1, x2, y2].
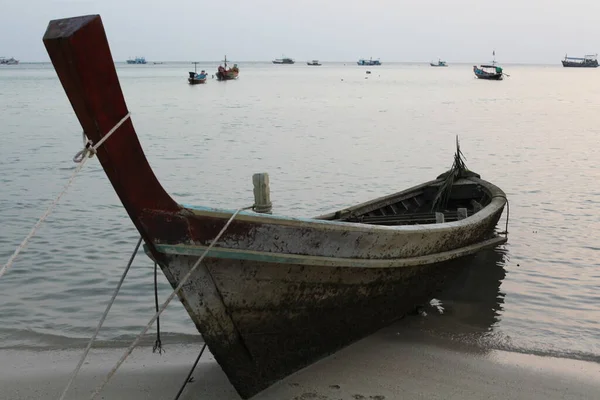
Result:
[435, 212, 445, 223]
[457, 208, 468, 220]
[253, 173, 272, 214]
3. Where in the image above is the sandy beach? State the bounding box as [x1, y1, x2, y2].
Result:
[2, 325, 598, 400]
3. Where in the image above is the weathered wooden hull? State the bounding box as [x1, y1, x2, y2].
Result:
[43, 14, 508, 400]
[475, 73, 503, 80]
[216, 71, 239, 81]
[188, 78, 206, 84]
[153, 249, 499, 398]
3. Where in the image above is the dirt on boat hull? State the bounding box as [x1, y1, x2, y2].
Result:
[156, 239, 501, 398]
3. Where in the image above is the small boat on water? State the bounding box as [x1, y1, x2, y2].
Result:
[430, 59, 448, 67]
[44, 15, 508, 400]
[0, 57, 19, 65]
[307, 60, 321, 66]
[188, 62, 207, 84]
[126, 56, 146, 64]
[473, 64, 504, 80]
[273, 56, 294, 64]
[216, 55, 239, 81]
[474, 50, 505, 80]
[562, 54, 599, 68]
[357, 57, 381, 66]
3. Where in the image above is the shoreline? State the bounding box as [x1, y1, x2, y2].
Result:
[2, 326, 599, 400]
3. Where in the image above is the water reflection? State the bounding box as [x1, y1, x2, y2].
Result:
[402, 245, 509, 345]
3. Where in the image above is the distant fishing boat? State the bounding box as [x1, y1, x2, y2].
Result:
[473, 50, 506, 80]
[273, 56, 294, 64]
[0, 57, 19, 65]
[430, 59, 448, 67]
[562, 54, 598, 68]
[216, 55, 239, 81]
[357, 57, 381, 66]
[126, 56, 146, 64]
[307, 60, 321, 66]
[188, 62, 207, 85]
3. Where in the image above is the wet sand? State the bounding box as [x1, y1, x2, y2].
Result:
[2, 327, 599, 400]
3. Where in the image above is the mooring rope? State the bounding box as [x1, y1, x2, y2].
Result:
[152, 262, 163, 354]
[492, 194, 510, 236]
[173, 343, 207, 400]
[0, 113, 131, 280]
[89, 205, 253, 400]
[57, 236, 142, 400]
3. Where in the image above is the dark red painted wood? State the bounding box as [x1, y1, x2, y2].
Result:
[43, 15, 181, 261]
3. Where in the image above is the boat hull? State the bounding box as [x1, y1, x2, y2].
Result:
[188, 78, 206, 84]
[562, 60, 599, 68]
[216, 71, 239, 81]
[153, 233, 505, 398]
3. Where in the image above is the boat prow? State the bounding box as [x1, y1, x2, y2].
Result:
[43, 14, 508, 400]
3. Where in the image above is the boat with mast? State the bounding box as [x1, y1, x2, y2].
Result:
[216, 55, 239, 81]
[188, 62, 207, 84]
[430, 58, 448, 67]
[473, 50, 506, 80]
[562, 54, 599, 68]
[43, 14, 508, 400]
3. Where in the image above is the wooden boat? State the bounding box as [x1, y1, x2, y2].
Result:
[473, 64, 504, 80]
[43, 15, 508, 400]
[562, 54, 599, 68]
[216, 55, 239, 81]
[474, 50, 506, 80]
[430, 59, 448, 67]
[188, 62, 207, 84]
[307, 60, 321, 66]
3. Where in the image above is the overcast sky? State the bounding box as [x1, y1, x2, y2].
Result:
[1, 0, 600, 63]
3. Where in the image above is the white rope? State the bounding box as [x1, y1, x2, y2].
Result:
[73, 112, 131, 163]
[57, 237, 143, 400]
[89, 206, 252, 400]
[0, 113, 131, 279]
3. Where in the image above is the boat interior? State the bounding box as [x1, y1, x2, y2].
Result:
[321, 177, 491, 226]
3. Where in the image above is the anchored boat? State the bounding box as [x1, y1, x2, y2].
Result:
[562, 54, 599, 68]
[216, 55, 239, 81]
[188, 62, 207, 84]
[272, 56, 294, 64]
[43, 15, 508, 400]
[307, 60, 321, 66]
[126, 56, 146, 64]
[473, 64, 504, 80]
[357, 57, 381, 66]
[430, 58, 448, 67]
[0, 57, 19, 65]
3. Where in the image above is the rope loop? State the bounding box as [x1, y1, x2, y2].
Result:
[72, 112, 131, 164]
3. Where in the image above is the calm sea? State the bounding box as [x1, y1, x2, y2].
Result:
[0, 62, 599, 363]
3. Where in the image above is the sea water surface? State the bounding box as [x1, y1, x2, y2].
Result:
[0, 62, 599, 363]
